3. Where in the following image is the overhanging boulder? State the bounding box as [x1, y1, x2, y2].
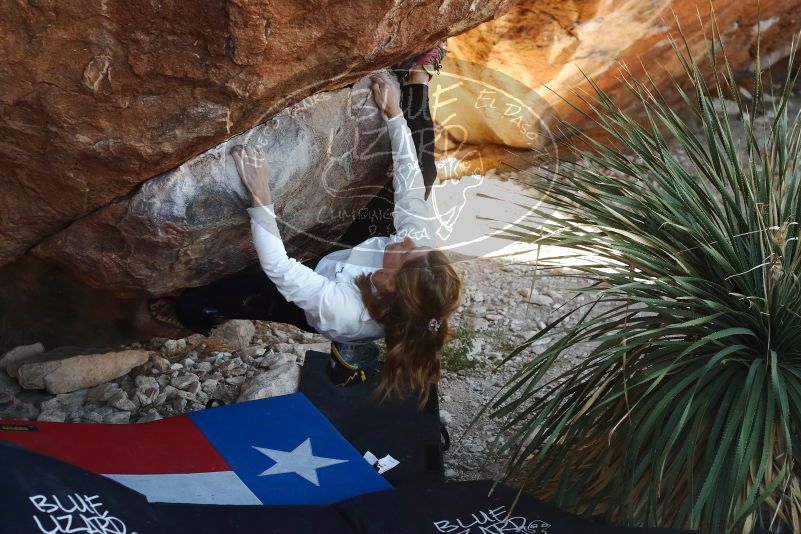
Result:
[32, 76, 393, 297]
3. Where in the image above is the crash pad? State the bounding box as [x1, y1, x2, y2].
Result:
[0, 393, 390, 505]
[0, 443, 697, 534]
[299, 350, 444, 487]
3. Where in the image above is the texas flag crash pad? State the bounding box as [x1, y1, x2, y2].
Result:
[0, 441, 353, 534]
[0, 393, 391, 506]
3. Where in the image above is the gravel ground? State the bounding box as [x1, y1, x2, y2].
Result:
[438, 259, 595, 481]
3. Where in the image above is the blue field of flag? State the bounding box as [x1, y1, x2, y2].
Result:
[189, 393, 392, 505]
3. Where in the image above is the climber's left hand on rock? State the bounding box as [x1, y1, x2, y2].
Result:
[231, 145, 273, 207]
[370, 76, 402, 120]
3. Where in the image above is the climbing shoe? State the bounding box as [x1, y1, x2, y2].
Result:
[148, 298, 185, 330]
[328, 340, 381, 387]
[391, 40, 448, 83]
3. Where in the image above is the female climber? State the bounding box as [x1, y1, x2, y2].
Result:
[156, 42, 462, 404]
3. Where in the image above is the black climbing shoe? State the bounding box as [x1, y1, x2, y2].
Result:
[328, 340, 381, 387]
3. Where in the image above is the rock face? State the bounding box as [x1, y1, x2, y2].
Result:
[438, 0, 801, 159]
[0, 0, 514, 269]
[32, 76, 394, 296]
[0, 256, 171, 353]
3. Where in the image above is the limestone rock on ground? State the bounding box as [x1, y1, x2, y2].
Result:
[37, 390, 89, 423]
[0, 322, 321, 422]
[238, 363, 301, 403]
[209, 320, 256, 351]
[0, 370, 21, 396]
[0, 392, 39, 420]
[17, 348, 149, 394]
[272, 342, 331, 363]
[0, 342, 45, 378]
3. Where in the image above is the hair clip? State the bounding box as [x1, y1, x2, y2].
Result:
[427, 317, 441, 333]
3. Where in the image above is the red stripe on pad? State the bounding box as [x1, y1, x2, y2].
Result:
[0, 416, 229, 475]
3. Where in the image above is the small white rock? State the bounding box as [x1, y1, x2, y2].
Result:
[528, 294, 554, 306]
[107, 390, 136, 412]
[137, 410, 162, 423]
[38, 411, 67, 422]
[171, 374, 199, 391]
[135, 375, 158, 389]
[440, 409, 453, 425]
[201, 379, 219, 394]
[225, 376, 246, 386]
[103, 411, 131, 424]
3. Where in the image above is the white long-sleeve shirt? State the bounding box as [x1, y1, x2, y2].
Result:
[247, 114, 438, 342]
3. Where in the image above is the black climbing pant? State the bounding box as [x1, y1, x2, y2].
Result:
[175, 83, 437, 336]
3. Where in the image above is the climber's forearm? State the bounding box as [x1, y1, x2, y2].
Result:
[250, 186, 273, 207]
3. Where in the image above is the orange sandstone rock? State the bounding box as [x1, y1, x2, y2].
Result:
[438, 0, 801, 159]
[0, 0, 514, 267]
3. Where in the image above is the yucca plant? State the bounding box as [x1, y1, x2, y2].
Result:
[487, 21, 801, 534]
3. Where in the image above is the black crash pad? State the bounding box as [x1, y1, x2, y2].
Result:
[334, 479, 698, 534]
[299, 350, 444, 487]
[2, 442, 696, 534]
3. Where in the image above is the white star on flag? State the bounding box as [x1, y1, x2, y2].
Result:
[253, 438, 347, 486]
